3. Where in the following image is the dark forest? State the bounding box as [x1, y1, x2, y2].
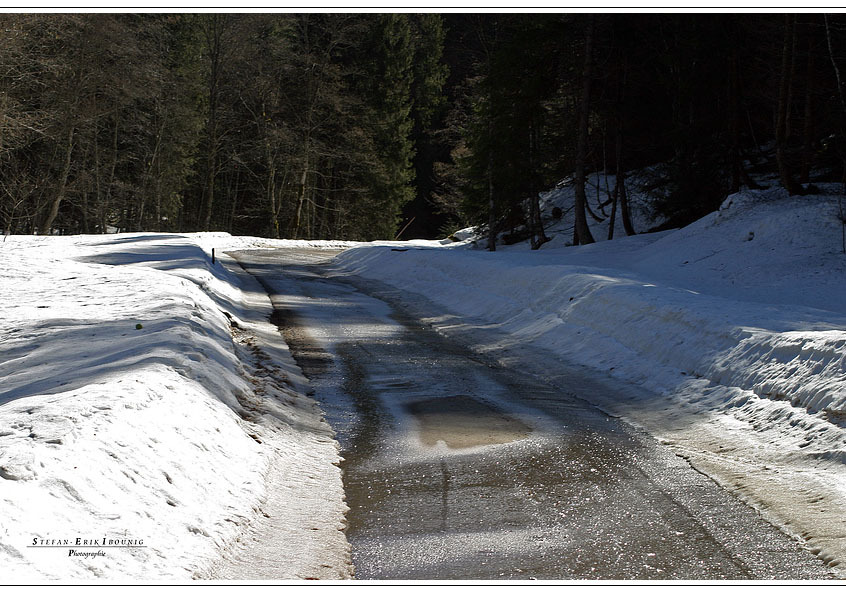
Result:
[2, 13, 846, 243]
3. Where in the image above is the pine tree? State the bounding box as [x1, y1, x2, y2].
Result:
[401, 14, 449, 238]
[358, 14, 417, 240]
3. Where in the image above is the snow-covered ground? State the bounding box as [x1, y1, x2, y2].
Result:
[4, 182, 846, 580]
[327, 185, 846, 573]
[0, 233, 350, 581]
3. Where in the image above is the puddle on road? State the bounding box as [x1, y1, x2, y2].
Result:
[405, 395, 531, 449]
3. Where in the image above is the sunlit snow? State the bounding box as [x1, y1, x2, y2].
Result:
[0, 234, 349, 581]
[3, 183, 846, 579]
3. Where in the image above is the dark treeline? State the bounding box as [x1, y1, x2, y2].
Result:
[2, 13, 846, 243]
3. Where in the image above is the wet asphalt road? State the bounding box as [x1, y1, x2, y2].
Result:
[231, 248, 835, 580]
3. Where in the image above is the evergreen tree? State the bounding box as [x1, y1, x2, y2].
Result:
[454, 15, 563, 247]
[356, 14, 417, 240]
[401, 13, 449, 238]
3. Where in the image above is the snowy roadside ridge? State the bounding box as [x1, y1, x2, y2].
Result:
[334, 246, 846, 420]
[0, 234, 349, 581]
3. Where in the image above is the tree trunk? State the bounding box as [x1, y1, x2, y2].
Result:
[268, 166, 279, 239]
[202, 143, 217, 231]
[529, 193, 541, 249]
[530, 194, 547, 249]
[93, 119, 106, 233]
[81, 143, 90, 234]
[612, 118, 635, 237]
[487, 143, 496, 252]
[104, 116, 120, 232]
[485, 107, 496, 251]
[824, 14, 846, 252]
[137, 117, 165, 232]
[607, 176, 618, 241]
[200, 14, 227, 232]
[729, 42, 743, 193]
[619, 169, 635, 236]
[154, 173, 163, 232]
[608, 122, 621, 240]
[227, 166, 239, 234]
[800, 32, 815, 184]
[293, 152, 309, 240]
[39, 126, 74, 235]
[776, 14, 804, 195]
[529, 117, 547, 250]
[265, 126, 280, 238]
[573, 15, 596, 245]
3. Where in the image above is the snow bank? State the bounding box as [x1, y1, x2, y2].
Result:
[332, 187, 846, 569]
[338, 187, 846, 413]
[0, 233, 349, 581]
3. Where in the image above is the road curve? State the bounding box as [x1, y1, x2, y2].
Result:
[231, 248, 835, 581]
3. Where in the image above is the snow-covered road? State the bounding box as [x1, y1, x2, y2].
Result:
[232, 247, 836, 579]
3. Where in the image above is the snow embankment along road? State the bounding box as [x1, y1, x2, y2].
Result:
[331, 187, 846, 572]
[0, 233, 351, 581]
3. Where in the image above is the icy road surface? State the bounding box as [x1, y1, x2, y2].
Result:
[232, 248, 834, 580]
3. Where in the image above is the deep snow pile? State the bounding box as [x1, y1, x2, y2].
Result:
[0, 233, 350, 581]
[332, 186, 846, 571]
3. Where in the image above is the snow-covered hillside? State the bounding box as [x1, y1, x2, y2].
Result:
[0, 234, 350, 581]
[332, 186, 846, 572]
